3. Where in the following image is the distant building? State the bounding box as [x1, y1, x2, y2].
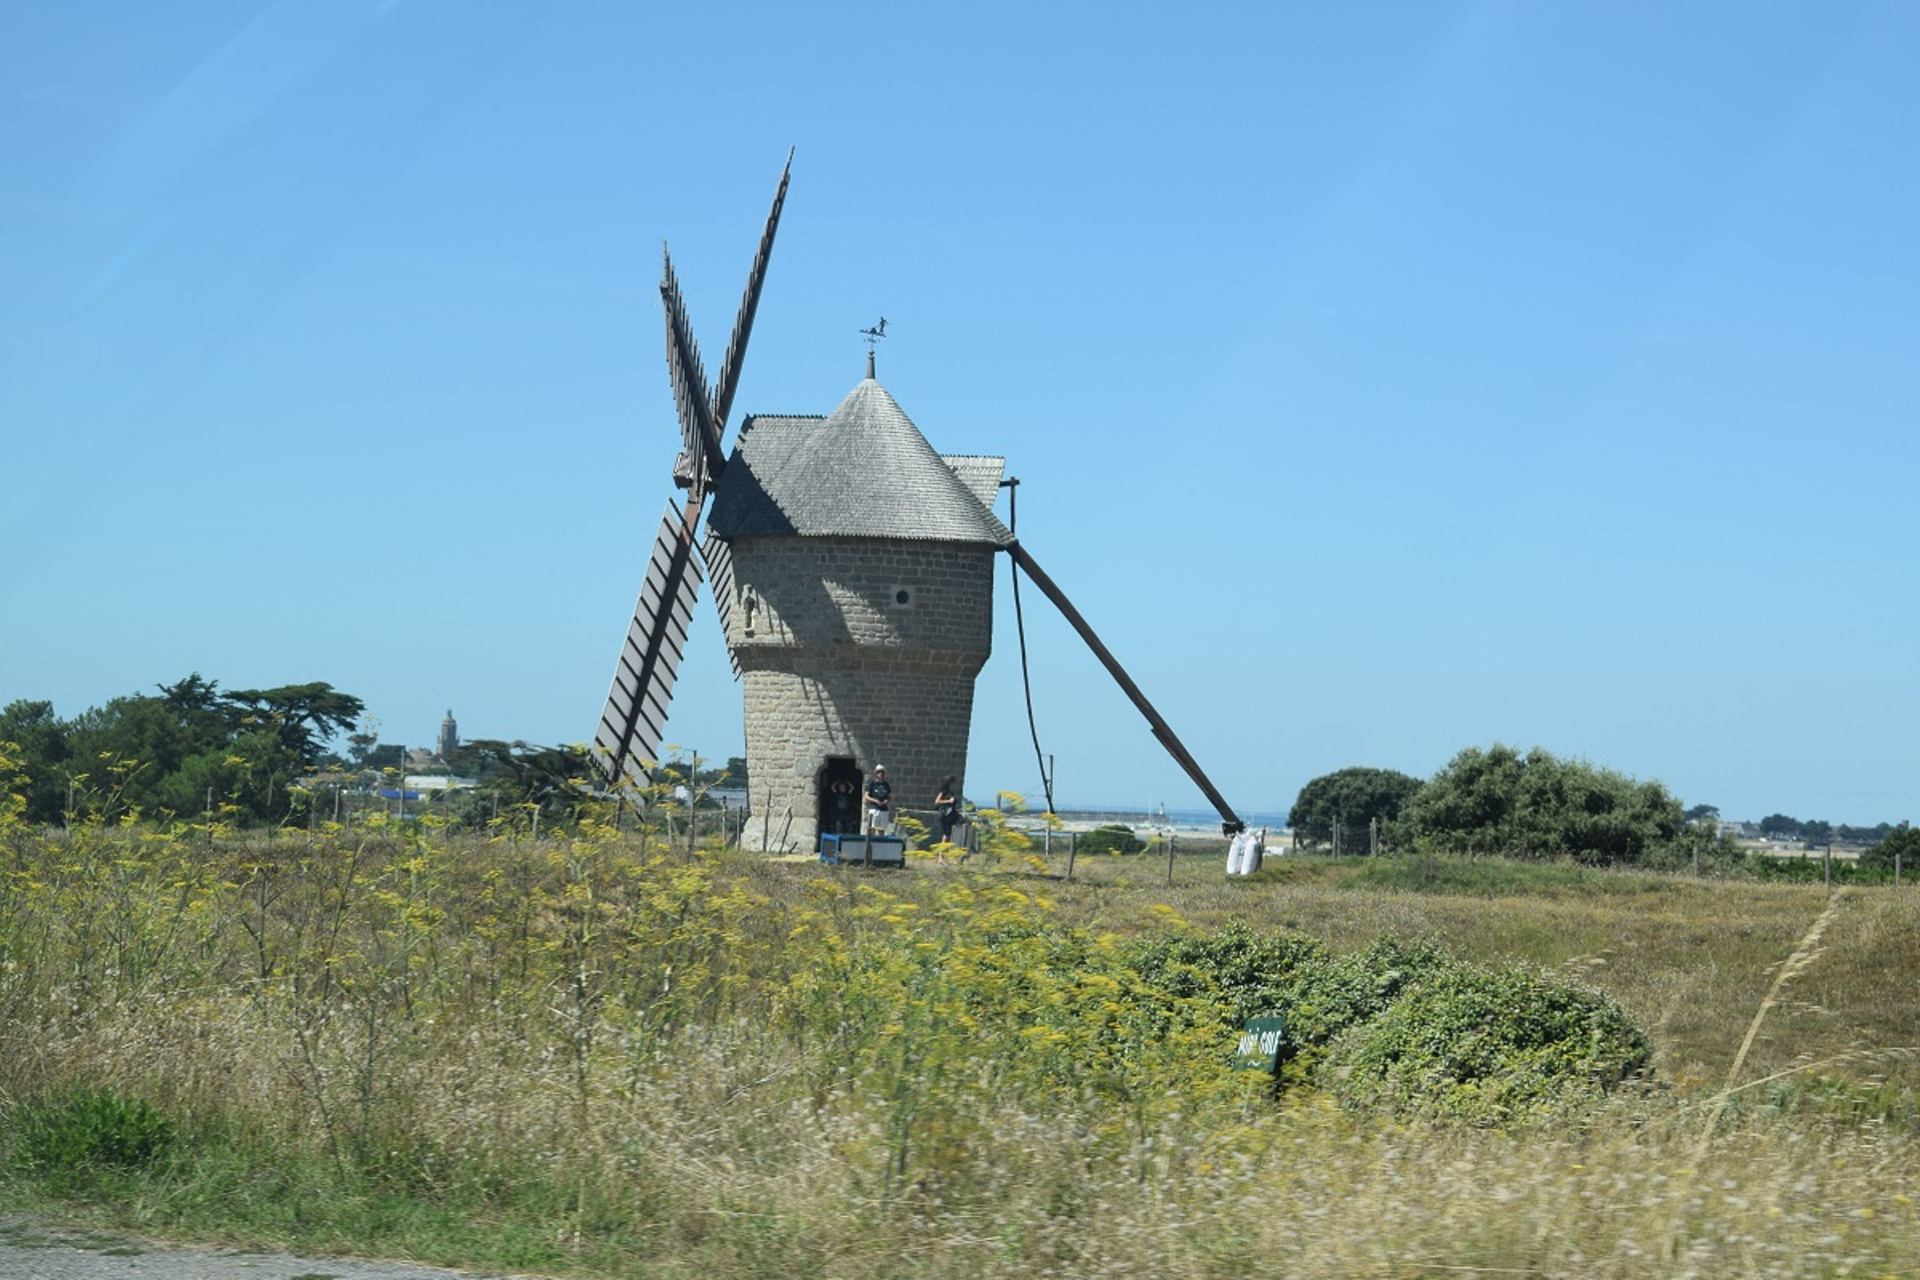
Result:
[437, 709, 458, 761]
[405, 774, 476, 792]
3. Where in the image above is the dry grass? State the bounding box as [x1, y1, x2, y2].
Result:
[1, 819, 1916, 1278]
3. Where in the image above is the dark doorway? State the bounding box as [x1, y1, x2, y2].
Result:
[817, 757, 862, 838]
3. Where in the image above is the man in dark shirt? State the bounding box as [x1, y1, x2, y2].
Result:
[863, 765, 893, 836]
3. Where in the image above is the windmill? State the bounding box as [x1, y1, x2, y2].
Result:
[594, 157, 1245, 850]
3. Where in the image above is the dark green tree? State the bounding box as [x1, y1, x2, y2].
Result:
[1758, 813, 1801, 840]
[0, 699, 71, 823]
[6, 674, 366, 826]
[698, 756, 747, 788]
[64, 692, 229, 816]
[1860, 825, 1919, 873]
[224, 683, 365, 767]
[453, 739, 604, 823]
[1685, 803, 1720, 824]
[361, 743, 405, 770]
[1288, 766, 1424, 850]
[1393, 744, 1684, 866]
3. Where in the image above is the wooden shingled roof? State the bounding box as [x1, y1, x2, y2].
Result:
[706, 377, 1011, 545]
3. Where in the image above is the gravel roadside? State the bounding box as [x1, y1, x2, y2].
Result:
[0, 1216, 550, 1280]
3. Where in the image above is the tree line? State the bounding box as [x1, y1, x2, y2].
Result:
[1754, 813, 1897, 848]
[1287, 744, 1913, 870]
[0, 674, 750, 829]
[1, 675, 365, 825]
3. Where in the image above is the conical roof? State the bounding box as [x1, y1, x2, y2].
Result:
[707, 378, 1011, 545]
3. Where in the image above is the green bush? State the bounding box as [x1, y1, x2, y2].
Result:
[10, 1086, 176, 1173]
[1277, 936, 1451, 1056]
[1076, 824, 1145, 856]
[1124, 921, 1326, 1025]
[1393, 744, 1684, 865]
[1320, 964, 1651, 1123]
[1123, 925, 1648, 1120]
[1125, 928, 1449, 1064]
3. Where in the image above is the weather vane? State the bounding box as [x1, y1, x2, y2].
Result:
[859, 316, 887, 349]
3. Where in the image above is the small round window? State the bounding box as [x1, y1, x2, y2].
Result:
[894, 589, 912, 606]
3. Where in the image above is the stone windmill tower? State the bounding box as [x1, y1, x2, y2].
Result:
[594, 157, 1246, 851]
[703, 354, 1011, 849]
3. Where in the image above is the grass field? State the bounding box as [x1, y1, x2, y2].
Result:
[0, 813, 1914, 1278]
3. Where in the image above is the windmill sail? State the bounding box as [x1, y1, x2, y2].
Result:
[595, 500, 705, 795]
[593, 156, 792, 796]
[662, 252, 721, 490]
[699, 529, 742, 677]
[711, 150, 791, 430]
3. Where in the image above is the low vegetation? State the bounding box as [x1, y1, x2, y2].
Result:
[0, 732, 1916, 1277]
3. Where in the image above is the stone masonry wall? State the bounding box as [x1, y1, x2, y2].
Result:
[724, 536, 994, 852]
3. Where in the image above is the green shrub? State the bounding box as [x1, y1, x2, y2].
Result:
[1076, 824, 1144, 856]
[1123, 926, 1648, 1119]
[1124, 928, 1450, 1069]
[10, 1086, 176, 1173]
[1277, 936, 1451, 1056]
[1320, 964, 1651, 1123]
[1394, 744, 1683, 865]
[1124, 921, 1326, 1024]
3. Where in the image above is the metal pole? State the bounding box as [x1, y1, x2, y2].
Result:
[1823, 841, 1831, 888]
[1066, 830, 1077, 882]
[1165, 831, 1174, 886]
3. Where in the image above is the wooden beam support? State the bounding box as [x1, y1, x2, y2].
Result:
[1004, 540, 1244, 835]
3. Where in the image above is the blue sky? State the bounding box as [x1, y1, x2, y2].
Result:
[2, 2, 1915, 823]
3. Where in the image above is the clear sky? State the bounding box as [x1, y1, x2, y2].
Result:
[3, 2, 1915, 824]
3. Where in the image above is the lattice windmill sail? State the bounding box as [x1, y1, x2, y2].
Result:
[593, 154, 790, 799]
[595, 156, 1246, 847]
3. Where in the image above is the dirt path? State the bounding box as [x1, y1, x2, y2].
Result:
[0, 1217, 543, 1280]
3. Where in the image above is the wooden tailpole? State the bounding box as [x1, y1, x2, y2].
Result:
[1004, 541, 1244, 835]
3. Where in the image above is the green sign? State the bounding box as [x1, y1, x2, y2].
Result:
[1232, 1014, 1287, 1073]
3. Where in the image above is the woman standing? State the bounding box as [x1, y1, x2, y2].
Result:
[933, 775, 961, 846]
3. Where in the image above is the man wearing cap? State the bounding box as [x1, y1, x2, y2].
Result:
[863, 766, 893, 836]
